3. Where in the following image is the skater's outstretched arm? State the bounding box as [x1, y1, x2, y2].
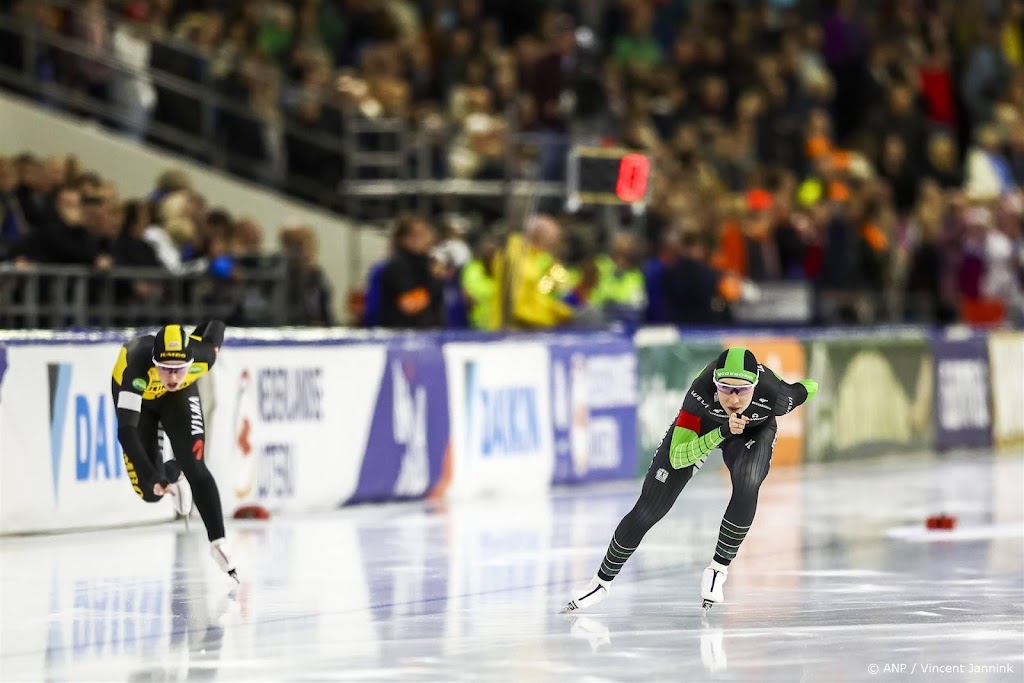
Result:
[759, 367, 818, 417]
[189, 320, 225, 366]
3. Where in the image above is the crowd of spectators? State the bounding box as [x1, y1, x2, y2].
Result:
[354, 0, 1024, 330]
[0, 0, 1022, 329]
[0, 152, 334, 327]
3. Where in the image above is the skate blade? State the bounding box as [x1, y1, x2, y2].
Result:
[702, 599, 715, 610]
[560, 602, 578, 614]
[228, 569, 239, 584]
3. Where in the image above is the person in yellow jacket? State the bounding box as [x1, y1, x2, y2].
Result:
[590, 233, 647, 320]
[461, 237, 499, 330]
[491, 215, 574, 329]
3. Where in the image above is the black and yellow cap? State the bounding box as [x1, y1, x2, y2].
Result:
[153, 324, 194, 364]
[713, 347, 759, 383]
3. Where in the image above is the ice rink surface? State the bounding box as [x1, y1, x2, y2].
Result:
[2, 450, 1022, 682]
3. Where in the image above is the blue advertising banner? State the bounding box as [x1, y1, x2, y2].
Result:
[932, 335, 993, 450]
[549, 338, 637, 485]
[351, 344, 450, 503]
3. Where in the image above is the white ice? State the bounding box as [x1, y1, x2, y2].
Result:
[1, 450, 1022, 682]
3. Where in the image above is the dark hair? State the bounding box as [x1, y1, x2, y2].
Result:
[74, 172, 103, 191]
[122, 199, 146, 235]
[391, 213, 430, 249]
[206, 208, 234, 233]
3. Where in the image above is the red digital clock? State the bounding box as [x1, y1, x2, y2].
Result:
[567, 147, 651, 208]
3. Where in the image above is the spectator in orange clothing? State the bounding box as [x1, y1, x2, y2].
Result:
[378, 214, 444, 329]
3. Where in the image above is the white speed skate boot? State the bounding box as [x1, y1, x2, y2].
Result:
[169, 475, 193, 518]
[701, 560, 728, 609]
[561, 575, 611, 613]
[162, 462, 193, 518]
[211, 538, 239, 583]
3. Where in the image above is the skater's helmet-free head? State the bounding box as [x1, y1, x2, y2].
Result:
[713, 347, 759, 413]
[152, 324, 194, 392]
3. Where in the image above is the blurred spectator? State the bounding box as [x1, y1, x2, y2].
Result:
[982, 203, 1024, 322]
[64, 0, 113, 106]
[613, 3, 662, 70]
[525, 12, 579, 180]
[114, 199, 161, 268]
[13, 154, 51, 229]
[869, 84, 928, 167]
[10, 184, 112, 270]
[917, 35, 956, 129]
[642, 228, 681, 324]
[878, 134, 921, 216]
[492, 214, 573, 329]
[903, 181, 954, 323]
[279, 223, 334, 326]
[461, 235, 498, 330]
[112, 2, 156, 141]
[969, 124, 1019, 200]
[112, 198, 164, 306]
[430, 215, 473, 327]
[378, 213, 443, 329]
[150, 11, 222, 143]
[925, 133, 965, 189]
[821, 0, 869, 141]
[960, 20, 1011, 130]
[661, 230, 730, 325]
[0, 157, 29, 261]
[590, 232, 646, 326]
[1011, 120, 1024, 185]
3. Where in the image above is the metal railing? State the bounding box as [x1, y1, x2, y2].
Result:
[0, 261, 288, 329]
[0, 7, 568, 221]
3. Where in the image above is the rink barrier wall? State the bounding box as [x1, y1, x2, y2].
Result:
[1, 326, 1020, 534]
[931, 333, 994, 450]
[987, 331, 1024, 447]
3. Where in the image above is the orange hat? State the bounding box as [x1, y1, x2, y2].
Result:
[746, 188, 773, 212]
[827, 181, 850, 202]
[805, 135, 831, 159]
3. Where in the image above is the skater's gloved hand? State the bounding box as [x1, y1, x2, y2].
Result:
[727, 413, 750, 435]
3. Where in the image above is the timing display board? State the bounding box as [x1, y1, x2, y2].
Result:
[567, 146, 651, 208]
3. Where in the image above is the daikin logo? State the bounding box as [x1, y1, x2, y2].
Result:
[47, 363, 125, 503]
[465, 360, 540, 458]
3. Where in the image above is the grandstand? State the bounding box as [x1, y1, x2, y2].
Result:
[0, 2, 1021, 681]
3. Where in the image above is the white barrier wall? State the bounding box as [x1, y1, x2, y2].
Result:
[988, 331, 1024, 446]
[206, 345, 387, 514]
[443, 342, 555, 499]
[6, 325, 1014, 536]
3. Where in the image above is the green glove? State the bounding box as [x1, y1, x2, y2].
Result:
[798, 379, 818, 401]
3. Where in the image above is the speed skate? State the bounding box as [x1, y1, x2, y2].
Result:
[701, 561, 728, 610]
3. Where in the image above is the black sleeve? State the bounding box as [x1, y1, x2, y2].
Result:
[761, 365, 810, 417]
[190, 320, 225, 367]
[113, 345, 165, 488]
[190, 320, 225, 347]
